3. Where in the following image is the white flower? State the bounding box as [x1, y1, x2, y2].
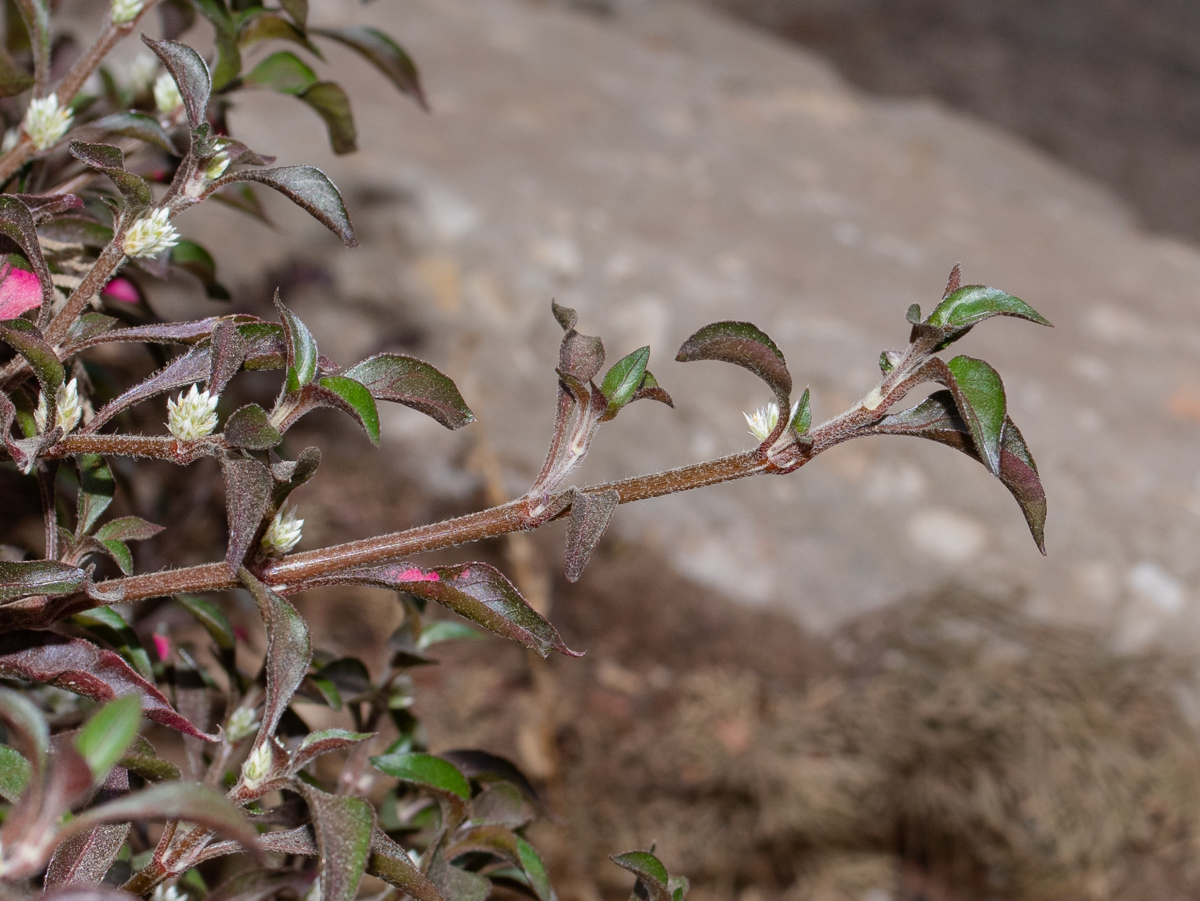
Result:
[153, 72, 183, 116]
[122, 208, 179, 258]
[110, 0, 143, 24]
[128, 53, 159, 93]
[204, 152, 230, 181]
[1, 128, 18, 153]
[22, 94, 72, 151]
[743, 400, 800, 442]
[34, 379, 83, 435]
[261, 503, 304, 557]
[151, 885, 185, 901]
[226, 706, 260, 743]
[167, 384, 218, 441]
[240, 739, 274, 788]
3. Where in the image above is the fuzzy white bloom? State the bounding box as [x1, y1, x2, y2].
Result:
[151, 885, 185, 901]
[23, 95, 72, 151]
[167, 384, 218, 441]
[240, 739, 274, 788]
[110, 0, 143, 24]
[153, 72, 183, 116]
[34, 379, 83, 435]
[122, 208, 179, 258]
[743, 400, 800, 442]
[1, 128, 18, 153]
[128, 53, 159, 93]
[261, 503, 304, 557]
[226, 706, 260, 743]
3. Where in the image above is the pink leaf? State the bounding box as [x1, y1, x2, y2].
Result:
[393, 567, 440, 582]
[0, 264, 42, 320]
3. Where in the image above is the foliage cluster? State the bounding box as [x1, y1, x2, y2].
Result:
[0, 2, 1049, 901]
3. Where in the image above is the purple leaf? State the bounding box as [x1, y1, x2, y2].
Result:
[0, 632, 215, 739]
[87, 345, 211, 432]
[299, 82, 357, 155]
[11, 193, 82, 221]
[291, 729, 373, 773]
[563, 488, 618, 583]
[224, 404, 282, 450]
[368, 829, 444, 901]
[676, 320, 792, 409]
[238, 570, 312, 740]
[142, 36, 211, 129]
[309, 562, 580, 658]
[295, 786, 373, 901]
[84, 112, 177, 155]
[222, 457, 273, 572]
[44, 767, 130, 888]
[207, 869, 315, 901]
[67, 143, 153, 211]
[93, 516, 163, 542]
[221, 167, 356, 247]
[343, 353, 473, 430]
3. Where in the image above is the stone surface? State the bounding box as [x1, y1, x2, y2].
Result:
[176, 0, 1200, 643]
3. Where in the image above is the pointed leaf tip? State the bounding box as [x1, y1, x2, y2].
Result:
[926, 285, 1052, 330]
[676, 320, 791, 406]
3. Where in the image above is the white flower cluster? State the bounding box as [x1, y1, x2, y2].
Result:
[22, 95, 72, 151]
[167, 385, 218, 441]
[110, 0, 143, 24]
[743, 400, 800, 442]
[225, 706, 260, 743]
[261, 503, 304, 556]
[153, 72, 183, 116]
[240, 739, 276, 789]
[34, 379, 83, 435]
[151, 884, 186, 901]
[122, 208, 179, 258]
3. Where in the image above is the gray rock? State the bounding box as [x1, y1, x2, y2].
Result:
[179, 0, 1200, 646]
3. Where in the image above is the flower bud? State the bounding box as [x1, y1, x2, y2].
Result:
[122, 208, 179, 258]
[110, 0, 143, 24]
[34, 378, 83, 435]
[23, 95, 72, 151]
[240, 739, 274, 789]
[261, 503, 304, 557]
[153, 72, 183, 116]
[167, 384, 219, 441]
[226, 706, 260, 743]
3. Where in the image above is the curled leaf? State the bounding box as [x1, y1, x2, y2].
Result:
[142, 35, 211, 129]
[676, 320, 791, 408]
[926, 284, 1052, 330]
[221, 167, 357, 247]
[343, 353, 473, 429]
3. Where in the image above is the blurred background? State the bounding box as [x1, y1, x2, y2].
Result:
[156, 0, 1200, 897]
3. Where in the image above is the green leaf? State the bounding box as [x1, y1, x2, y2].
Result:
[0, 744, 30, 801]
[343, 353, 473, 430]
[317, 376, 379, 444]
[170, 240, 229, 300]
[0, 687, 48, 779]
[0, 560, 86, 604]
[97, 538, 133, 574]
[77, 455, 115, 536]
[416, 620, 483, 650]
[94, 516, 164, 542]
[299, 81, 357, 154]
[0, 318, 63, 398]
[612, 851, 672, 901]
[12, 0, 49, 95]
[275, 293, 318, 391]
[313, 25, 427, 109]
[676, 320, 792, 410]
[371, 752, 471, 810]
[279, 0, 306, 30]
[238, 13, 319, 53]
[516, 836, 552, 901]
[926, 285, 1052, 330]
[243, 50, 316, 95]
[945, 355, 1007, 476]
[74, 694, 142, 779]
[177, 594, 235, 651]
[187, 0, 240, 90]
[792, 387, 812, 435]
[298, 787, 373, 901]
[224, 403, 283, 449]
[599, 345, 649, 417]
[224, 166, 357, 246]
